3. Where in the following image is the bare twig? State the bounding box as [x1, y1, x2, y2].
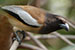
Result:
[67, 20, 75, 29]
[25, 35, 75, 40]
[11, 33, 75, 50]
[26, 32, 48, 50]
[53, 32, 74, 46]
[35, 35, 75, 40]
[19, 43, 43, 50]
[10, 40, 19, 50]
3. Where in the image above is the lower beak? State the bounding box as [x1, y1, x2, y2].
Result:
[60, 23, 69, 31]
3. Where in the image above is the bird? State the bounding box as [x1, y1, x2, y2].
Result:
[1, 5, 69, 43]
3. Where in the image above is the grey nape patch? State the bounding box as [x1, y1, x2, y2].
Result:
[2, 5, 42, 26]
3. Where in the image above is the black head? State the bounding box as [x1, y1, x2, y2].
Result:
[39, 13, 69, 34]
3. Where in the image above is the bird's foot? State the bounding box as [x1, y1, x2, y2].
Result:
[14, 30, 26, 44]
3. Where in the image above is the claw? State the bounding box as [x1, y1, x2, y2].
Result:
[14, 30, 26, 44]
[21, 31, 26, 40]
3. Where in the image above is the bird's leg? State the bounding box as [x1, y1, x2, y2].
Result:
[14, 30, 26, 44]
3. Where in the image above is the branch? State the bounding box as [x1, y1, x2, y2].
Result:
[52, 32, 74, 46]
[26, 32, 48, 50]
[19, 43, 44, 50]
[25, 35, 75, 40]
[10, 40, 19, 50]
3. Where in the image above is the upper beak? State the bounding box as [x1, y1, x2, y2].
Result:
[60, 23, 69, 31]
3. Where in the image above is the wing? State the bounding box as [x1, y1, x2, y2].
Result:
[1, 5, 42, 27]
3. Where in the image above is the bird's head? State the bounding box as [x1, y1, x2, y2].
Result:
[39, 13, 69, 34]
[57, 16, 69, 31]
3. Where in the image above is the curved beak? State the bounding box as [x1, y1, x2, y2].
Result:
[60, 23, 69, 31]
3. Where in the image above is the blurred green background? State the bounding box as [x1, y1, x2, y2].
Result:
[0, 0, 75, 50]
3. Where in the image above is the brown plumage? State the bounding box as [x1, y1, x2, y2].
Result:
[0, 14, 13, 50]
[1, 5, 69, 34]
[18, 5, 45, 24]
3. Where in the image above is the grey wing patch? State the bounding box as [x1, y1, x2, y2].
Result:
[2, 5, 42, 27]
